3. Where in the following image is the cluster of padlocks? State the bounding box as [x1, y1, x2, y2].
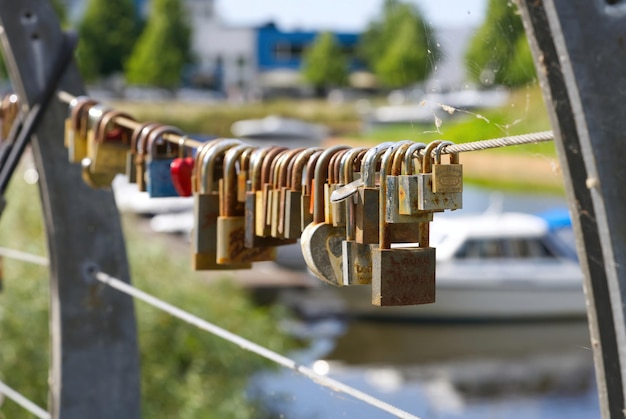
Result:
[61, 96, 463, 306]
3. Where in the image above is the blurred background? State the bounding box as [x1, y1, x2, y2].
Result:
[0, 0, 597, 418]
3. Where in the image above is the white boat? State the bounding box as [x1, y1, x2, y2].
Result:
[324, 211, 586, 321]
[231, 115, 328, 141]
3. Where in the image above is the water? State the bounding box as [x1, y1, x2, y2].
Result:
[250, 188, 600, 418]
[250, 319, 598, 418]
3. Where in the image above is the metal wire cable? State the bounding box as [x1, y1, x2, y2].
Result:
[0, 248, 419, 418]
[0, 247, 48, 266]
[57, 90, 553, 153]
[0, 379, 50, 419]
[94, 270, 422, 419]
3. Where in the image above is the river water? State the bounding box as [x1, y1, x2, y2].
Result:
[250, 187, 600, 418]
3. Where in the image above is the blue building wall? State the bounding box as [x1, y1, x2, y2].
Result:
[256, 23, 363, 72]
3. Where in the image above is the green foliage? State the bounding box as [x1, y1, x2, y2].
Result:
[76, 0, 139, 81]
[0, 169, 294, 418]
[465, 0, 536, 87]
[125, 0, 192, 89]
[359, 0, 438, 88]
[301, 32, 348, 94]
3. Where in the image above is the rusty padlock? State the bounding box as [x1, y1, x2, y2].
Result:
[386, 142, 434, 224]
[216, 144, 277, 264]
[432, 140, 463, 207]
[372, 145, 436, 306]
[127, 122, 158, 183]
[340, 147, 373, 286]
[300, 145, 350, 286]
[271, 148, 304, 238]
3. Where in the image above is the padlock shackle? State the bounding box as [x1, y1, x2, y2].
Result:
[434, 140, 458, 165]
[422, 140, 442, 174]
[200, 139, 241, 194]
[95, 110, 134, 144]
[146, 125, 183, 158]
[68, 95, 91, 123]
[276, 148, 304, 190]
[402, 142, 426, 175]
[70, 97, 97, 132]
[391, 142, 414, 176]
[340, 147, 367, 185]
[290, 148, 321, 193]
[378, 145, 399, 250]
[130, 122, 159, 156]
[328, 149, 347, 185]
[362, 142, 394, 187]
[249, 147, 272, 191]
[268, 149, 289, 188]
[193, 139, 223, 193]
[260, 146, 288, 187]
[222, 144, 256, 217]
[313, 145, 350, 224]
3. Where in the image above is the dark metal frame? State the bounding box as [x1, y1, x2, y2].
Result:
[0, 1, 140, 418]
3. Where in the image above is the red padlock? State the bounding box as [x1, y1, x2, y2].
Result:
[170, 157, 194, 197]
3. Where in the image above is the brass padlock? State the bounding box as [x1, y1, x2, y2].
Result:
[89, 110, 133, 175]
[255, 147, 287, 237]
[127, 122, 158, 184]
[398, 140, 462, 213]
[216, 144, 276, 264]
[340, 147, 373, 286]
[271, 148, 303, 238]
[67, 98, 98, 163]
[432, 141, 463, 207]
[386, 142, 434, 224]
[372, 146, 436, 307]
[301, 150, 322, 232]
[135, 123, 164, 192]
[238, 147, 254, 203]
[300, 145, 350, 286]
[192, 139, 251, 270]
[282, 148, 321, 239]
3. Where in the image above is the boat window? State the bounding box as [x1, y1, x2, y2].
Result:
[455, 238, 557, 259]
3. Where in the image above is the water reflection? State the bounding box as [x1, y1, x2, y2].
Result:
[251, 319, 599, 418]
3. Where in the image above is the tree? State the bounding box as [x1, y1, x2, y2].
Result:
[301, 32, 348, 96]
[125, 0, 192, 89]
[465, 0, 536, 87]
[359, 0, 438, 89]
[75, 0, 139, 82]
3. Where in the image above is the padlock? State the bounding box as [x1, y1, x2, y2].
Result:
[330, 148, 360, 228]
[81, 105, 118, 188]
[300, 145, 350, 286]
[192, 139, 251, 270]
[170, 136, 195, 197]
[324, 149, 349, 226]
[145, 125, 184, 198]
[432, 140, 463, 206]
[67, 97, 98, 163]
[255, 147, 288, 237]
[340, 147, 373, 285]
[386, 142, 434, 224]
[127, 122, 159, 184]
[238, 147, 254, 203]
[398, 140, 462, 213]
[135, 123, 164, 192]
[270, 148, 303, 238]
[282, 148, 321, 239]
[301, 150, 322, 231]
[244, 147, 293, 249]
[216, 144, 277, 264]
[372, 145, 436, 307]
[88, 110, 133, 175]
[355, 142, 421, 244]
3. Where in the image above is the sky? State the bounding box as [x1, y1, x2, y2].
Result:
[216, 0, 487, 31]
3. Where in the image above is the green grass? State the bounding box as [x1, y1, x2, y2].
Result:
[362, 85, 554, 154]
[0, 170, 295, 418]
